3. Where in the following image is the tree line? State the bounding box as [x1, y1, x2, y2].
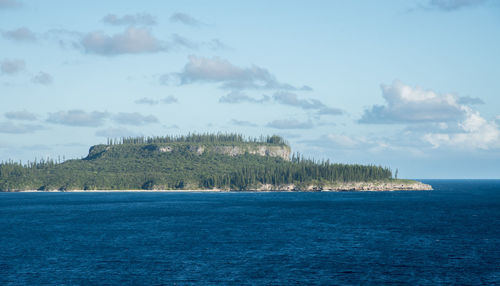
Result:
[108, 133, 288, 146]
[0, 134, 393, 191]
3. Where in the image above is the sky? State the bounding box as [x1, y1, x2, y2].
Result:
[1, 0, 499, 179]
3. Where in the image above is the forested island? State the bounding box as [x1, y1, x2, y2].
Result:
[0, 134, 432, 192]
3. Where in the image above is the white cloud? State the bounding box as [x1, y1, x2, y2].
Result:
[424, 107, 500, 150]
[360, 80, 465, 124]
[173, 55, 311, 91]
[359, 80, 499, 151]
[81, 27, 164, 55]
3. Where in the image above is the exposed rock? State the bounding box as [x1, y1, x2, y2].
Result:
[159, 146, 172, 152]
[212, 146, 242, 157]
[196, 146, 204, 155]
[209, 145, 290, 160]
[252, 181, 432, 192]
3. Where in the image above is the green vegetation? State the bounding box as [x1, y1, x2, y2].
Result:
[0, 133, 393, 191]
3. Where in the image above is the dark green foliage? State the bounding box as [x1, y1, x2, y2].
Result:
[0, 134, 392, 191]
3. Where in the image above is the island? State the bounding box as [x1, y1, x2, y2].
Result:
[0, 134, 432, 192]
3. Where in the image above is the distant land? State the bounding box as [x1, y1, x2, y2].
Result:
[0, 134, 432, 192]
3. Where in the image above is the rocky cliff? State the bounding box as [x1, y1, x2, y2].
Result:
[158, 144, 291, 160]
[251, 181, 433, 191]
[86, 143, 291, 161]
[209, 145, 291, 160]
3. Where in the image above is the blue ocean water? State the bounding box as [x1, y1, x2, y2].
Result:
[0, 180, 499, 285]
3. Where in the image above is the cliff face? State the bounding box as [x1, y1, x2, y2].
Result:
[210, 145, 291, 160]
[86, 143, 291, 161]
[158, 144, 291, 160]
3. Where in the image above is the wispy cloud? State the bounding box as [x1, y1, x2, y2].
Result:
[273, 92, 342, 115]
[0, 122, 44, 134]
[47, 110, 109, 127]
[206, 39, 228, 50]
[43, 29, 82, 49]
[161, 95, 178, 104]
[300, 134, 426, 157]
[80, 27, 165, 55]
[31, 72, 53, 85]
[266, 119, 313, 129]
[1, 59, 25, 75]
[171, 33, 199, 49]
[0, 0, 21, 9]
[457, 96, 484, 105]
[5, 110, 37, 121]
[102, 13, 156, 26]
[170, 13, 203, 27]
[172, 55, 311, 91]
[112, 112, 158, 126]
[219, 91, 270, 104]
[218, 91, 341, 116]
[229, 119, 258, 127]
[2, 27, 36, 42]
[134, 95, 178, 105]
[426, 0, 487, 11]
[45, 110, 159, 128]
[134, 97, 158, 105]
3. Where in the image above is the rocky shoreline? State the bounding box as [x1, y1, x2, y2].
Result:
[11, 181, 432, 192]
[253, 181, 433, 192]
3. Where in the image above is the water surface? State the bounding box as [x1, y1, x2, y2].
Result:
[1, 180, 499, 285]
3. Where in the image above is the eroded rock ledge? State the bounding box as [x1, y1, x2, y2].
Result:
[251, 181, 433, 192]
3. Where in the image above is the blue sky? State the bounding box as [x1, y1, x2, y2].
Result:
[1, 0, 499, 179]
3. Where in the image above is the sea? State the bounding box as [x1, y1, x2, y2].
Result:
[0, 180, 499, 285]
